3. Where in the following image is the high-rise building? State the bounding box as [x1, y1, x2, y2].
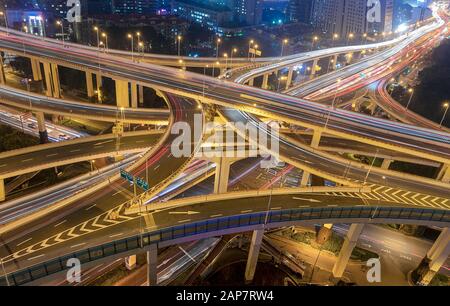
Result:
[287, 0, 314, 24]
[112, 0, 160, 15]
[233, 0, 263, 25]
[312, 0, 393, 37]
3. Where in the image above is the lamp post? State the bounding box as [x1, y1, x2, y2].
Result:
[405, 88, 414, 112]
[23, 25, 28, 33]
[216, 37, 221, 59]
[223, 53, 228, 71]
[248, 39, 254, 60]
[363, 33, 367, 44]
[347, 33, 354, 45]
[281, 38, 288, 57]
[324, 78, 341, 129]
[230, 48, 237, 70]
[177, 35, 182, 57]
[93, 26, 100, 50]
[128, 34, 134, 61]
[0, 11, 8, 35]
[102, 32, 108, 52]
[311, 36, 318, 50]
[440, 102, 449, 128]
[56, 20, 64, 46]
[332, 33, 338, 47]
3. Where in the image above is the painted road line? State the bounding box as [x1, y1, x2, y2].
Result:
[109, 233, 124, 238]
[210, 214, 223, 218]
[21, 158, 33, 162]
[241, 210, 253, 213]
[46, 153, 58, 157]
[16, 237, 32, 247]
[177, 219, 191, 224]
[70, 149, 81, 153]
[54, 220, 67, 227]
[70, 242, 86, 249]
[27, 254, 45, 261]
[85, 204, 97, 211]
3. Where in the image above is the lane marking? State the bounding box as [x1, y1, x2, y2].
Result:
[21, 158, 33, 162]
[16, 237, 32, 247]
[177, 219, 191, 224]
[0, 164, 6, 168]
[85, 204, 97, 211]
[70, 242, 86, 249]
[112, 191, 122, 196]
[27, 254, 45, 261]
[70, 149, 81, 153]
[46, 153, 58, 157]
[270, 207, 282, 210]
[54, 220, 67, 227]
[109, 233, 124, 238]
[241, 210, 252, 213]
[210, 214, 223, 218]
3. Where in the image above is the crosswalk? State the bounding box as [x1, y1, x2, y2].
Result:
[325, 184, 450, 209]
[4, 203, 138, 264]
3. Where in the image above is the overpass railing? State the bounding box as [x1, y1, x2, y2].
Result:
[1, 205, 449, 286]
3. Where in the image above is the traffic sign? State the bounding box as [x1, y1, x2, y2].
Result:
[120, 169, 149, 191]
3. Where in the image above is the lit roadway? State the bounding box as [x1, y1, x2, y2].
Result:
[0, 23, 448, 166]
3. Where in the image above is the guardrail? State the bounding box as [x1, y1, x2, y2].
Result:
[1, 205, 449, 286]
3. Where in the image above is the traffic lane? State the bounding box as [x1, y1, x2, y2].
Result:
[0, 86, 170, 124]
[1, 33, 449, 159]
[0, 133, 161, 176]
[0, 95, 200, 265]
[221, 108, 450, 198]
[1, 192, 408, 273]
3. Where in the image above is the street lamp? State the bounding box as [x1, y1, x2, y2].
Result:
[177, 35, 182, 56]
[23, 25, 28, 33]
[216, 37, 221, 59]
[312, 36, 319, 50]
[128, 33, 134, 61]
[332, 33, 338, 47]
[0, 11, 8, 35]
[405, 88, 414, 112]
[230, 47, 237, 71]
[56, 20, 64, 46]
[223, 53, 228, 70]
[248, 39, 254, 60]
[281, 38, 288, 57]
[102, 32, 108, 52]
[440, 102, 449, 128]
[93, 26, 100, 50]
[325, 78, 341, 129]
[363, 33, 367, 43]
[347, 33, 354, 45]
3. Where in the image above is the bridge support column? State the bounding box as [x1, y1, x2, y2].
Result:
[131, 82, 138, 108]
[147, 244, 158, 286]
[248, 78, 254, 86]
[381, 159, 393, 170]
[85, 71, 94, 98]
[316, 223, 333, 244]
[311, 59, 318, 76]
[332, 223, 365, 278]
[125, 255, 136, 270]
[138, 85, 144, 106]
[311, 130, 322, 149]
[436, 164, 450, 183]
[0, 179, 5, 202]
[0, 55, 6, 84]
[42, 62, 60, 98]
[35, 111, 48, 143]
[300, 170, 310, 187]
[262, 74, 269, 89]
[213, 157, 232, 194]
[115, 80, 129, 108]
[95, 73, 102, 103]
[412, 228, 450, 285]
[245, 228, 264, 283]
[30, 58, 42, 81]
[285, 67, 294, 90]
[331, 54, 338, 70]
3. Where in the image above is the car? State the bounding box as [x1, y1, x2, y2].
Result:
[27, 123, 36, 129]
[58, 134, 70, 140]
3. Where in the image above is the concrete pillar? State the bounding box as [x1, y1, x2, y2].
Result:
[85, 71, 94, 98]
[332, 54, 338, 70]
[213, 157, 231, 194]
[332, 223, 365, 278]
[436, 164, 450, 183]
[311, 130, 322, 149]
[30, 58, 42, 81]
[115, 79, 129, 108]
[131, 82, 138, 108]
[95, 73, 102, 103]
[245, 229, 264, 283]
[262, 74, 269, 89]
[311, 59, 318, 76]
[0, 55, 6, 84]
[35, 111, 48, 143]
[147, 244, 158, 286]
[316, 223, 333, 244]
[285, 67, 294, 90]
[412, 228, 450, 285]
[125, 255, 136, 270]
[138, 84, 144, 106]
[300, 170, 310, 187]
[248, 78, 254, 86]
[381, 159, 393, 170]
[351, 102, 360, 112]
[368, 102, 377, 115]
[42, 62, 60, 98]
[0, 179, 5, 202]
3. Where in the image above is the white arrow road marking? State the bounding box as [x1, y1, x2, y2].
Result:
[168, 211, 200, 215]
